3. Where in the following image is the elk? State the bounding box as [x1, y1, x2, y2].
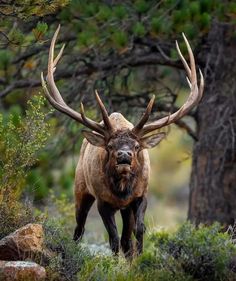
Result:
[41, 26, 204, 257]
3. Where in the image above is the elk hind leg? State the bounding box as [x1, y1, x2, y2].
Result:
[73, 193, 95, 241]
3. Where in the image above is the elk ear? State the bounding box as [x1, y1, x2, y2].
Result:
[82, 130, 105, 147]
[141, 132, 166, 149]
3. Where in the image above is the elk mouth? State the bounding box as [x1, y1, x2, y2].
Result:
[116, 158, 131, 165]
[116, 158, 132, 173]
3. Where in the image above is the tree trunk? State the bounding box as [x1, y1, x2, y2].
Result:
[188, 22, 236, 226]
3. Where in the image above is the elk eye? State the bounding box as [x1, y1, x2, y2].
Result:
[135, 144, 140, 150]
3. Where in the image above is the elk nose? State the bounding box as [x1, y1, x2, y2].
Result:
[117, 150, 132, 157]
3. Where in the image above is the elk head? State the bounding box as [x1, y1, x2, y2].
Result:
[41, 26, 204, 176]
[83, 112, 166, 174]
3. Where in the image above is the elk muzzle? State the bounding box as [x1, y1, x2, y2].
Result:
[115, 150, 133, 174]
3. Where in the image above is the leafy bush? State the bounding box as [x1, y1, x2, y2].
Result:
[78, 255, 131, 281]
[0, 199, 36, 239]
[0, 95, 51, 237]
[43, 219, 90, 281]
[133, 251, 193, 281]
[149, 222, 236, 281]
[45, 191, 75, 235]
[0, 95, 51, 199]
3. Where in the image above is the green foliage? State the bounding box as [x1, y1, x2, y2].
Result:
[151, 17, 161, 34]
[84, 3, 99, 17]
[149, 222, 236, 280]
[44, 219, 90, 281]
[55, 0, 236, 53]
[0, 95, 51, 238]
[198, 12, 212, 29]
[134, 0, 150, 14]
[69, 223, 236, 281]
[0, 50, 11, 70]
[189, 1, 200, 17]
[27, 169, 51, 200]
[97, 5, 112, 22]
[112, 31, 128, 48]
[0, 96, 51, 197]
[8, 28, 25, 45]
[0, 200, 36, 239]
[134, 252, 194, 281]
[0, 0, 69, 20]
[0, 95, 51, 203]
[133, 22, 146, 37]
[114, 5, 127, 20]
[46, 191, 74, 232]
[78, 256, 132, 281]
[78, 252, 193, 281]
[33, 21, 48, 41]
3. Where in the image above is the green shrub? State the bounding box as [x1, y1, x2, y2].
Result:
[78, 255, 135, 281]
[46, 222, 236, 281]
[149, 222, 236, 281]
[132, 250, 193, 281]
[0, 199, 36, 239]
[0, 95, 51, 237]
[0, 95, 51, 199]
[43, 219, 90, 281]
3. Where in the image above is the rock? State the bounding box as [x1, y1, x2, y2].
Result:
[0, 224, 44, 261]
[0, 260, 46, 281]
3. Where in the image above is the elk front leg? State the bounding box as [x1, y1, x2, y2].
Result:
[97, 200, 119, 255]
[132, 196, 147, 255]
[120, 206, 135, 258]
[73, 193, 95, 241]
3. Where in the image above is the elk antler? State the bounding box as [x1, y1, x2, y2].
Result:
[132, 33, 204, 137]
[41, 25, 113, 138]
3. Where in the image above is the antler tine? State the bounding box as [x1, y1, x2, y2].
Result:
[41, 25, 111, 136]
[132, 95, 155, 135]
[53, 43, 65, 67]
[41, 72, 85, 122]
[182, 33, 197, 82]
[135, 33, 204, 137]
[80, 102, 105, 136]
[47, 25, 66, 105]
[198, 68, 204, 102]
[175, 39, 191, 79]
[95, 90, 113, 132]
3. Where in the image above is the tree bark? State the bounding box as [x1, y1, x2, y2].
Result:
[188, 22, 236, 226]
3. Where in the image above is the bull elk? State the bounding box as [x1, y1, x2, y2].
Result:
[41, 26, 204, 257]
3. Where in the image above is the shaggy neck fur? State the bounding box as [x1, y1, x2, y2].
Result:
[105, 163, 140, 200]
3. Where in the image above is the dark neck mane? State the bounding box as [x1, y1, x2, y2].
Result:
[105, 165, 140, 200]
[110, 174, 136, 199]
